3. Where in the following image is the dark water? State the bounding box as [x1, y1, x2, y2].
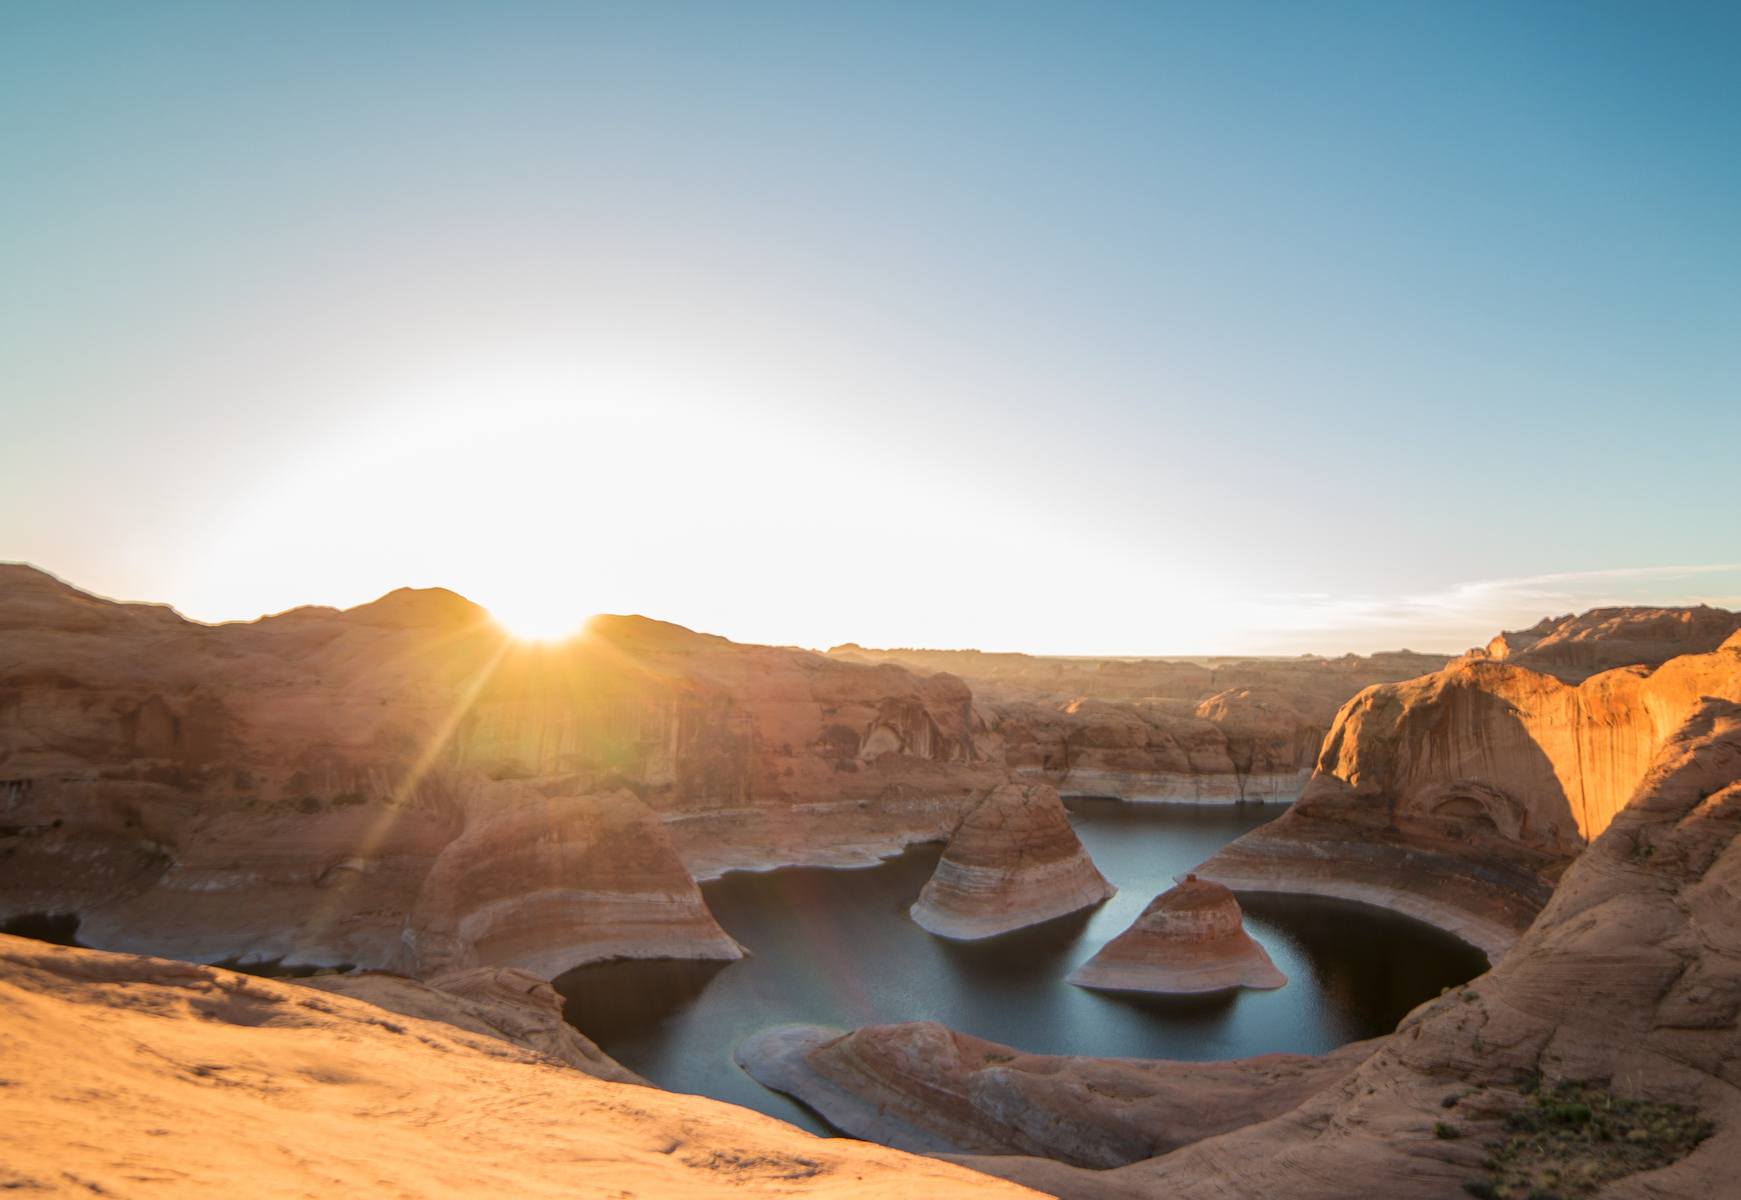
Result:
[557, 800, 1489, 1134]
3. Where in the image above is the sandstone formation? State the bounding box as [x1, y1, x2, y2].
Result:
[909, 782, 1115, 939]
[1193, 628, 1741, 957]
[396, 785, 745, 977]
[1065, 875, 1286, 994]
[0, 565, 1004, 973]
[734, 1021, 1379, 1167]
[300, 965, 649, 1085]
[831, 643, 1452, 804]
[1457, 604, 1741, 681]
[944, 695, 1741, 1200]
[0, 935, 1037, 1199]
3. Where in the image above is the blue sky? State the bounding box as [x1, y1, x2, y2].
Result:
[3, 2, 1737, 653]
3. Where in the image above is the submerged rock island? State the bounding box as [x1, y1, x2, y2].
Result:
[1066, 875, 1286, 994]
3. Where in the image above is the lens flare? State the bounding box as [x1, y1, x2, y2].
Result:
[489, 599, 587, 643]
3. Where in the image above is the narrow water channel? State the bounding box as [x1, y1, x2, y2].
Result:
[557, 800, 1489, 1135]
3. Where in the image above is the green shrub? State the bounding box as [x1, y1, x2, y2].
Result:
[1468, 1080, 1711, 1200]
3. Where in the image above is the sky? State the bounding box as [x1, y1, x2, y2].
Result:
[3, 1, 1738, 655]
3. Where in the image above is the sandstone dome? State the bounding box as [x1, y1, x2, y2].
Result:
[1066, 875, 1286, 994]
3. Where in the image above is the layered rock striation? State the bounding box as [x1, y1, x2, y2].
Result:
[1193, 628, 1741, 956]
[909, 783, 1115, 939]
[945, 695, 1741, 1199]
[0, 565, 1004, 972]
[734, 1021, 1377, 1168]
[1066, 876, 1285, 994]
[0, 935, 1038, 1199]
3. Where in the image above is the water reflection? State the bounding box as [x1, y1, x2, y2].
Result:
[561, 800, 1489, 1134]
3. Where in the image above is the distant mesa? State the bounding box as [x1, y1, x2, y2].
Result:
[1067, 875, 1285, 994]
[910, 782, 1115, 939]
[1455, 604, 1741, 682]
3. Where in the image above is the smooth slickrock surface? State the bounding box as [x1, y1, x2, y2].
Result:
[300, 965, 649, 1085]
[0, 935, 1040, 1199]
[734, 1021, 1378, 1168]
[944, 697, 1741, 1199]
[909, 782, 1115, 939]
[1194, 629, 1741, 956]
[0, 565, 1004, 972]
[1066, 876, 1285, 993]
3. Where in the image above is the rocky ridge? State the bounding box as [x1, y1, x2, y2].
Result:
[734, 1021, 1379, 1168]
[0, 565, 1004, 973]
[1455, 604, 1741, 682]
[1065, 875, 1286, 994]
[830, 644, 1454, 805]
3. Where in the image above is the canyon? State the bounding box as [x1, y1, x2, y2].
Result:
[0, 564, 1004, 975]
[939, 693, 1741, 1199]
[7, 564, 1741, 1198]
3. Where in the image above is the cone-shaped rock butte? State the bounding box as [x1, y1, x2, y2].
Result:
[557, 800, 1488, 1135]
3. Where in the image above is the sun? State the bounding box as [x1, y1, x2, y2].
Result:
[488, 599, 587, 644]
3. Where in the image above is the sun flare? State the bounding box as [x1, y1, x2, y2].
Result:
[488, 599, 587, 644]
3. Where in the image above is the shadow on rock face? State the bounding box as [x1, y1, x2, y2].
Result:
[1086, 987, 1242, 1022]
[0, 912, 86, 947]
[554, 957, 732, 1044]
[209, 957, 358, 979]
[928, 904, 1100, 985]
[1237, 892, 1490, 1036]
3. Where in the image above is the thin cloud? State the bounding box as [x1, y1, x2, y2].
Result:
[1230, 564, 1741, 655]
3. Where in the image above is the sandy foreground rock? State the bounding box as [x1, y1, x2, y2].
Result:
[943, 696, 1741, 1199]
[910, 782, 1116, 939]
[1065, 875, 1285, 994]
[734, 1021, 1378, 1168]
[1194, 629, 1741, 957]
[0, 565, 1004, 972]
[0, 934, 1039, 1199]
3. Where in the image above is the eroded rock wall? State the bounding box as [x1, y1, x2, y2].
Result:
[1196, 631, 1741, 956]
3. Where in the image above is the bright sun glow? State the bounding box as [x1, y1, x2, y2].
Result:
[488, 599, 588, 643]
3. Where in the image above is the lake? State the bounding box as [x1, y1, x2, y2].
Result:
[556, 799, 1489, 1135]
